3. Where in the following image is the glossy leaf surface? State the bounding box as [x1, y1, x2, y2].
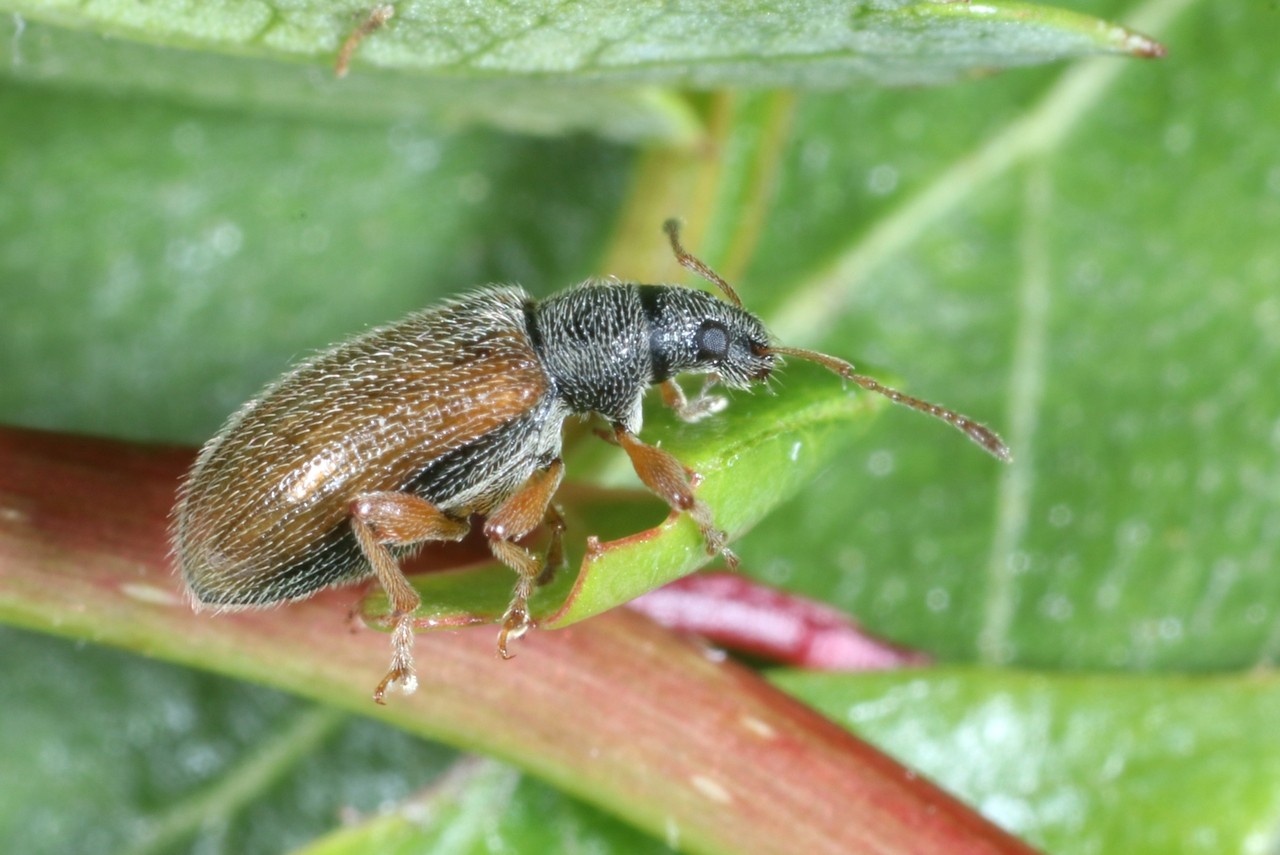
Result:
[0, 1, 1160, 141]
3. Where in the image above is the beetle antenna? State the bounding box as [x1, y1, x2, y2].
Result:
[663, 219, 744, 307]
[769, 345, 1012, 462]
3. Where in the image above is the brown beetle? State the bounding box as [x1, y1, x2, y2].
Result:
[174, 221, 1009, 702]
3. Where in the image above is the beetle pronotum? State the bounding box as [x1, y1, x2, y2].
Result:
[174, 221, 1009, 702]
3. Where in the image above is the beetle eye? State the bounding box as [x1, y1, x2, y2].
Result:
[696, 320, 730, 362]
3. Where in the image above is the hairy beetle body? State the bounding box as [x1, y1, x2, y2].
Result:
[175, 222, 1009, 703]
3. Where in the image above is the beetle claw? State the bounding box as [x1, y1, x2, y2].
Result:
[497, 605, 532, 658]
[701, 526, 739, 570]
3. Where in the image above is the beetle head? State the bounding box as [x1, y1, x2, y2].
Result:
[646, 286, 776, 390]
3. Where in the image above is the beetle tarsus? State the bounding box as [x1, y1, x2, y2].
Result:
[372, 616, 419, 704]
[660, 377, 728, 423]
[700, 524, 739, 570]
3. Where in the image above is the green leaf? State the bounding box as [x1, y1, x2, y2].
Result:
[732, 0, 1280, 675]
[773, 668, 1280, 855]
[0, 15, 703, 144]
[292, 758, 673, 855]
[547, 370, 882, 627]
[0, 1, 1161, 141]
[0, 627, 458, 855]
[359, 367, 884, 631]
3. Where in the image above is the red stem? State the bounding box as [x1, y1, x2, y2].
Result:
[630, 571, 931, 670]
[0, 426, 1039, 855]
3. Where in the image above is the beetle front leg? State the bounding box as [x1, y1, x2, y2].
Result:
[612, 423, 739, 570]
[350, 492, 470, 704]
[483, 459, 565, 658]
[660, 377, 727, 423]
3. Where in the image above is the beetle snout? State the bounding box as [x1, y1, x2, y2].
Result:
[749, 342, 776, 382]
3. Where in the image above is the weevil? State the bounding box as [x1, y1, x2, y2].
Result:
[174, 220, 1010, 703]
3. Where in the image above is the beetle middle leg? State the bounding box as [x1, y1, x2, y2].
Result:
[611, 423, 740, 570]
[349, 492, 470, 704]
[484, 458, 565, 658]
[537, 501, 567, 586]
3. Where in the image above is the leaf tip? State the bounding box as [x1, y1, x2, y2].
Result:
[1122, 30, 1167, 59]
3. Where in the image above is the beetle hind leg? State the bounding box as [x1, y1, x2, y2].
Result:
[349, 492, 470, 703]
[483, 459, 565, 658]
